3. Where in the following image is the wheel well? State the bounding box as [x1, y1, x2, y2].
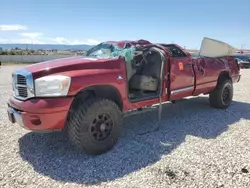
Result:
[71, 85, 123, 110]
[217, 71, 232, 86]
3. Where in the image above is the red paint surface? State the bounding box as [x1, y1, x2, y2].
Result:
[21, 110, 69, 131]
[8, 95, 73, 113]
[169, 56, 195, 100]
[8, 95, 73, 130]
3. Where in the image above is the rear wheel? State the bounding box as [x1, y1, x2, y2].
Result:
[66, 97, 122, 155]
[209, 78, 233, 109]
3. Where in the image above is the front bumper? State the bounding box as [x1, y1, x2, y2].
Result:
[7, 96, 74, 132]
[7, 107, 25, 128]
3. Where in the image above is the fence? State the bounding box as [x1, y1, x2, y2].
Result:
[0, 55, 74, 63]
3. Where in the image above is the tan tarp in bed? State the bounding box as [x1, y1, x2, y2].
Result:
[199, 37, 238, 57]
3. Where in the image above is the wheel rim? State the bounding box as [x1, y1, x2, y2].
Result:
[222, 87, 230, 104]
[90, 113, 113, 141]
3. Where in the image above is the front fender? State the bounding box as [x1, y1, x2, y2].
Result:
[63, 69, 127, 97]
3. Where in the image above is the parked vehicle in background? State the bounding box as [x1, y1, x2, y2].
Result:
[7, 37, 241, 155]
[233, 54, 250, 69]
[190, 52, 199, 58]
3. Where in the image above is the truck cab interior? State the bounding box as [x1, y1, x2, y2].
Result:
[85, 42, 166, 102]
[126, 46, 166, 101]
[126, 43, 194, 102]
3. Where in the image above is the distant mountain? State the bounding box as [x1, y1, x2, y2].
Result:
[0, 43, 94, 50]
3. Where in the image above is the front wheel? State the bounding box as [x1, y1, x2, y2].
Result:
[66, 97, 122, 155]
[209, 79, 233, 109]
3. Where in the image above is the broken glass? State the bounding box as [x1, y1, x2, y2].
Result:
[85, 42, 136, 62]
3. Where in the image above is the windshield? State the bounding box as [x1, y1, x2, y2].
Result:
[85, 42, 136, 62]
[86, 43, 115, 57]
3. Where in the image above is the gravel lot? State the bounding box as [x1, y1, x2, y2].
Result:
[0, 65, 250, 188]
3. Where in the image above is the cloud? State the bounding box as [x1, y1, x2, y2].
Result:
[0, 38, 45, 44]
[85, 39, 100, 45]
[0, 25, 100, 45]
[20, 32, 43, 39]
[0, 39, 9, 43]
[49, 37, 100, 45]
[1, 34, 100, 45]
[0, 24, 28, 31]
[51, 37, 70, 44]
[16, 39, 45, 44]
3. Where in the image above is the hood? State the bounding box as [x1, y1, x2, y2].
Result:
[24, 56, 122, 78]
[199, 37, 238, 57]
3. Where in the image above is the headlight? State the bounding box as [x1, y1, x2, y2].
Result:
[35, 75, 71, 97]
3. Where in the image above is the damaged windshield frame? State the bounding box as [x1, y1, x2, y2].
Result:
[85, 42, 116, 57]
[83, 42, 137, 62]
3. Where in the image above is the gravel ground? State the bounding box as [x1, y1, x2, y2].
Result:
[0, 65, 250, 188]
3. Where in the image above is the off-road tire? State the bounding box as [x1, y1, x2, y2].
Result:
[209, 78, 233, 109]
[66, 97, 122, 155]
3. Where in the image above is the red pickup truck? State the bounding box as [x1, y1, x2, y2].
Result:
[7, 38, 240, 155]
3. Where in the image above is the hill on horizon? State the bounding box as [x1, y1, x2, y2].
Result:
[0, 43, 94, 50]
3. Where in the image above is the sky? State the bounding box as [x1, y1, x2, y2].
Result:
[1, 0, 250, 49]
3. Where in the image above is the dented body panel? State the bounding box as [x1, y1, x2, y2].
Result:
[168, 54, 240, 101]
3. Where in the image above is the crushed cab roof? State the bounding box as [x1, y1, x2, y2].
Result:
[105, 39, 152, 48]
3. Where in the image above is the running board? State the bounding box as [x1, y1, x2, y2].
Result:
[123, 106, 158, 117]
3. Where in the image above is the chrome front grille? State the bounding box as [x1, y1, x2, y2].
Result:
[17, 86, 28, 98]
[16, 74, 28, 98]
[17, 74, 27, 85]
[12, 69, 35, 100]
